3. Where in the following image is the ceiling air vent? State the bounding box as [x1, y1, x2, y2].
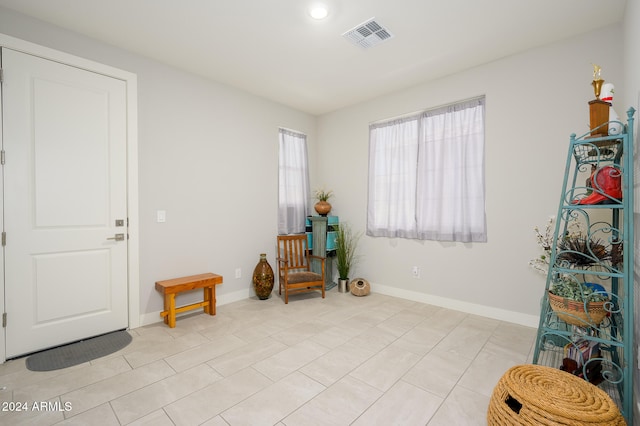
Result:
[342, 18, 393, 49]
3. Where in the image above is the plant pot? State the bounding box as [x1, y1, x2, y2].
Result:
[338, 278, 349, 293]
[548, 291, 608, 326]
[314, 201, 331, 216]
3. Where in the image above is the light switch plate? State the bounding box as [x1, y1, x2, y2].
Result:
[157, 210, 166, 223]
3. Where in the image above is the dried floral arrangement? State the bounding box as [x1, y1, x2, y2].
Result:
[529, 217, 556, 274]
[610, 239, 623, 266]
[556, 235, 609, 266]
[530, 217, 616, 272]
[313, 188, 333, 202]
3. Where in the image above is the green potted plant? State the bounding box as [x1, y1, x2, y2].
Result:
[334, 222, 361, 293]
[548, 276, 609, 326]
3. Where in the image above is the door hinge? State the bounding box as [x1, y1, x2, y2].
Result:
[1, 150, 5, 165]
[2, 313, 6, 328]
[0, 68, 3, 84]
[1, 231, 5, 246]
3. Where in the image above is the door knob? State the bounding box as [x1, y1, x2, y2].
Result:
[107, 233, 125, 241]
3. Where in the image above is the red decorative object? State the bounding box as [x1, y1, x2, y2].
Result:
[572, 165, 621, 205]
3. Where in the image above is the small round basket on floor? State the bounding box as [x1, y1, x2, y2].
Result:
[487, 364, 625, 425]
[350, 278, 370, 296]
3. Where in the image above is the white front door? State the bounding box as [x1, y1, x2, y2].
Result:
[2, 48, 129, 358]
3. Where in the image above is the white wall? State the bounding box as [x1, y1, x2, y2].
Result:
[0, 7, 631, 329]
[317, 25, 624, 326]
[136, 66, 316, 319]
[0, 7, 317, 321]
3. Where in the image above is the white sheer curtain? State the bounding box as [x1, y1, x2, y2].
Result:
[416, 98, 486, 242]
[278, 128, 310, 235]
[368, 116, 420, 238]
[367, 96, 486, 242]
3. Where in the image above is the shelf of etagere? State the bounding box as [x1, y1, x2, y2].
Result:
[570, 124, 625, 165]
[537, 294, 624, 347]
[564, 125, 627, 209]
[561, 168, 625, 208]
[548, 212, 625, 279]
[562, 187, 624, 210]
[535, 328, 624, 411]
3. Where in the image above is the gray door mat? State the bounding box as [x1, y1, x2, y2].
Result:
[25, 330, 132, 371]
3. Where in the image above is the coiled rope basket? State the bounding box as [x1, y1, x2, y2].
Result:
[487, 364, 625, 425]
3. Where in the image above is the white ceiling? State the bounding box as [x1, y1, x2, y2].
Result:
[0, 0, 627, 115]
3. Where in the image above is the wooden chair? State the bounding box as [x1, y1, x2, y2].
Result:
[276, 234, 326, 304]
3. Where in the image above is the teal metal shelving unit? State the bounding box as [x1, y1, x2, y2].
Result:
[532, 108, 635, 423]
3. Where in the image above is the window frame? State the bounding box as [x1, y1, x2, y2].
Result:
[367, 96, 486, 242]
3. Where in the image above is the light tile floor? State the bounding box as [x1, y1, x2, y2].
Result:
[0, 289, 537, 425]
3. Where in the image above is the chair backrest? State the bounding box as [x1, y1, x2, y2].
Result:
[277, 234, 310, 271]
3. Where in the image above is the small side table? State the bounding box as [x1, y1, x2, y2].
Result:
[155, 273, 223, 328]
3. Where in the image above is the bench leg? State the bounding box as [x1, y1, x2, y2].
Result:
[208, 286, 216, 315]
[167, 294, 176, 328]
[162, 295, 169, 325]
[159, 284, 218, 327]
[201, 286, 216, 315]
[203, 287, 210, 314]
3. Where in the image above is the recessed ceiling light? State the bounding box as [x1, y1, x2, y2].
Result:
[310, 6, 328, 20]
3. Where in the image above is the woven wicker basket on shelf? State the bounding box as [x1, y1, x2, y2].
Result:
[488, 364, 625, 425]
[547, 291, 607, 327]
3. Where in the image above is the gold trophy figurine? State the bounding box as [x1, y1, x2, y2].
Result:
[592, 64, 604, 100]
[588, 64, 609, 136]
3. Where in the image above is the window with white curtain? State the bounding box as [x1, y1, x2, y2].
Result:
[278, 128, 311, 235]
[367, 96, 486, 242]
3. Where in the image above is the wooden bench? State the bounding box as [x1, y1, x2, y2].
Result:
[155, 273, 223, 328]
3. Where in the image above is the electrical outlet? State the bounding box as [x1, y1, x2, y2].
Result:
[412, 266, 420, 278]
[235, 268, 241, 279]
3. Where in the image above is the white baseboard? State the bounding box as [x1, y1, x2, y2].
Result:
[137, 288, 252, 327]
[371, 282, 540, 328]
[136, 284, 540, 329]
